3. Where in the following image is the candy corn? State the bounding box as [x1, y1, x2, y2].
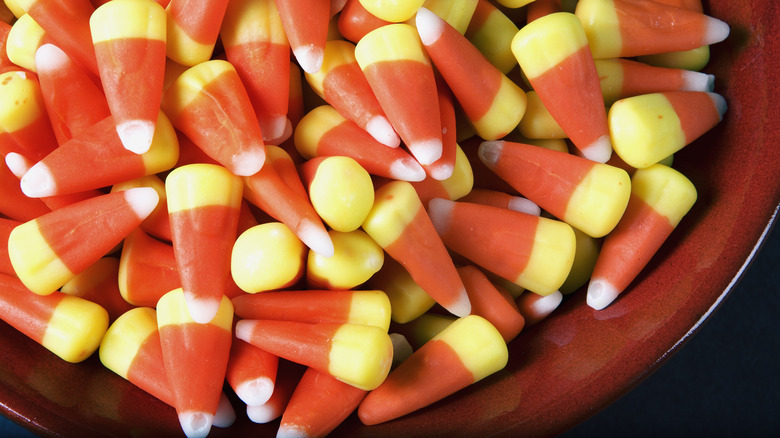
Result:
[274, 0, 329, 74]
[164, 0, 228, 66]
[226, 339, 279, 407]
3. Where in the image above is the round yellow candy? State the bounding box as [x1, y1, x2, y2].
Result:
[231, 222, 306, 293]
[308, 156, 375, 233]
[307, 229, 384, 290]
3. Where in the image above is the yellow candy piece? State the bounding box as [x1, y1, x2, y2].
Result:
[517, 90, 567, 139]
[307, 229, 384, 290]
[4, 14, 45, 72]
[559, 227, 601, 294]
[231, 222, 306, 293]
[99, 307, 158, 379]
[328, 323, 393, 390]
[470, 75, 527, 141]
[8, 220, 74, 296]
[432, 315, 508, 382]
[564, 163, 632, 238]
[165, 163, 243, 213]
[4, 0, 26, 19]
[90, 0, 166, 44]
[574, 0, 621, 59]
[511, 12, 588, 80]
[42, 294, 110, 363]
[0, 70, 45, 134]
[307, 156, 375, 233]
[293, 104, 343, 159]
[358, 0, 425, 23]
[632, 163, 697, 227]
[423, 0, 478, 35]
[367, 257, 436, 324]
[354, 23, 430, 68]
[465, 3, 518, 74]
[346, 290, 393, 332]
[515, 216, 576, 296]
[140, 110, 181, 174]
[162, 60, 236, 119]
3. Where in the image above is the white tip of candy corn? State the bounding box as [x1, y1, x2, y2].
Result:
[294, 45, 324, 74]
[581, 135, 612, 163]
[235, 377, 275, 407]
[427, 162, 454, 181]
[260, 115, 292, 144]
[477, 140, 503, 169]
[183, 293, 221, 324]
[34, 44, 69, 72]
[389, 158, 427, 182]
[446, 287, 472, 317]
[415, 7, 445, 46]
[230, 147, 266, 176]
[409, 138, 443, 166]
[117, 119, 155, 154]
[587, 278, 620, 310]
[681, 71, 715, 92]
[4, 152, 31, 178]
[530, 290, 563, 320]
[426, 197, 453, 236]
[507, 196, 541, 216]
[124, 187, 160, 220]
[234, 319, 255, 343]
[297, 218, 335, 257]
[366, 115, 400, 148]
[246, 404, 279, 424]
[276, 424, 308, 438]
[178, 411, 214, 438]
[213, 392, 237, 428]
[708, 92, 728, 121]
[703, 16, 730, 46]
[19, 161, 56, 198]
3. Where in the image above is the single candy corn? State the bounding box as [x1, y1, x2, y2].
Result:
[464, 0, 519, 74]
[337, 0, 390, 43]
[8, 187, 159, 295]
[300, 155, 375, 232]
[242, 145, 334, 257]
[306, 229, 384, 290]
[232, 289, 392, 331]
[0, 70, 59, 162]
[161, 60, 266, 176]
[358, 314, 508, 425]
[60, 257, 135, 322]
[157, 289, 233, 438]
[429, 198, 576, 296]
[362, 180, 471, 317]
[90, 0, 166, 154]
[16, 0, 99, 75]
[595, 58, 715, 105]
[516, 289, 563, 325]
[236, 319, 393, 391]
[512, 12, 612, 163]
[0, 273, 109, 363]
[278, 367, 368, 438]
[34, 44, 110, 146]
[416, 7, 526, 141]
[118, 227, 181, 307]
[358, 0, 424, 22]
[355, 24, 443, 166]
[221, 0, 291, 143]
[305, 39, 399, 148]
[458, 265, 525, 342]
[294, 105, 426, 182]
[164, 0, 228, 66]
[166, 163, 243, 324]
[230, 222, 306, 293]
[226, 339, 279, 407]
[366, 256, 436, 324]
[587, 164, 697, 310]
[609, 91, 727, 169]
[575, 0, 729, 59]
[274, 0, 329, 74]
[478, 140, 632, 238]
[19, 111, 179, 198]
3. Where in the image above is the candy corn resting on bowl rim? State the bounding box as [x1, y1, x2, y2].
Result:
[0, 1, 778, 437]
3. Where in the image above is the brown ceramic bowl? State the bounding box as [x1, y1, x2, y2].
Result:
[2, 2, 779, 437]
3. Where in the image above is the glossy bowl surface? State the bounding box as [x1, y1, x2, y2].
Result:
[2, 2, 779, 437]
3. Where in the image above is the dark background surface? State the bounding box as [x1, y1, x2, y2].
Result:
[1, 221, 778, 437]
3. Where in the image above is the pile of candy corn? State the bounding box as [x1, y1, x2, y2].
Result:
[0, 0, 729, 437]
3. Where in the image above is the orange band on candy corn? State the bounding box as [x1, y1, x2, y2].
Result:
[358, 314, 507, 425]
[362, 180, 471, 317]
[236, 319, 393, 391]
[118, 228, 181, 307]
[0, 162, 50, 221]
[337, 0, 390, 43]
[19, 111, 179, 198]
[90, 0, 166, 154]
[274, 0, 329, 74]
[512, 12, 611, 162]
[278, 367, 368, 438]
[587, 164, 697, 310]
[227, 339, 279, 407]
[157, 289, 233, 438]
[355, 24, 443, 166]
[221, 0, 291, 143]
[165, 0, 228, 66]
[166, 163, 243, 324]
[416, 7, 526, 141]
[294, 105, 425, 182]
[306, 39, 400, 148]
[458, 265, 525, 342]
[162, 60, 266, 177]
[8, 187, 159, 296]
